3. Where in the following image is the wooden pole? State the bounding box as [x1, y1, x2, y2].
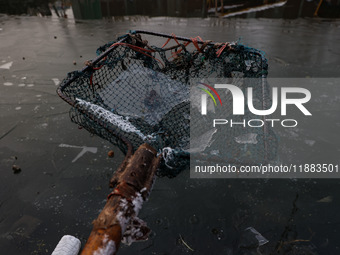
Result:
[215, 0, 218, 15]
[81, 143, 161, 255]
[314, 0, 323, 17]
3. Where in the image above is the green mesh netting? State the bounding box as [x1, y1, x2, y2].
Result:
[58, 30, 277, 177]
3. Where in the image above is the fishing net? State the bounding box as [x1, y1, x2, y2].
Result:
[57, 30, 278, 177]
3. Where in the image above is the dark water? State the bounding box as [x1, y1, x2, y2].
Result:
[0, 14, 340, 255]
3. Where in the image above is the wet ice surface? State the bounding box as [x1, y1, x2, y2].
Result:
[0, 14, 340, 255]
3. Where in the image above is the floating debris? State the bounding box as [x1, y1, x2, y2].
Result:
[3, 82, 13, 86]
[317, 196, 333, 203]
[211, 228, 224, 240]
[12, 164, 21, 174]
[211, 228, 219, 235]
[179, 234, 194, 252]
[33, 105, 40, 112]
[37, 123, 48, 129]
[108, 150, 115, 158]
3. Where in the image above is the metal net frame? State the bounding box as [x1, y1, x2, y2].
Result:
[57, 30, 277, 177]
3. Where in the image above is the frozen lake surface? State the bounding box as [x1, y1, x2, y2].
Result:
[0, 14, 340, 254]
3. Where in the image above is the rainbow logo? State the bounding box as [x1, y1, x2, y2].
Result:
[198, 82, 223, 107]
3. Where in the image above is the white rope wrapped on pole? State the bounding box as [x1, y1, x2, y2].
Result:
[51, 235, 81, 255]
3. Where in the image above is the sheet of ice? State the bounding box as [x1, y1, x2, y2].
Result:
[235, 133, 258, 144]
[244, 227, 269, 246]
[188, 128, 217, 153]
[33, 105, 40, 112]
[52, 78, 60, 86]
[305, 139, 316, 146]
[58, 143, 98, 163]
[0, 61, 13, 69]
